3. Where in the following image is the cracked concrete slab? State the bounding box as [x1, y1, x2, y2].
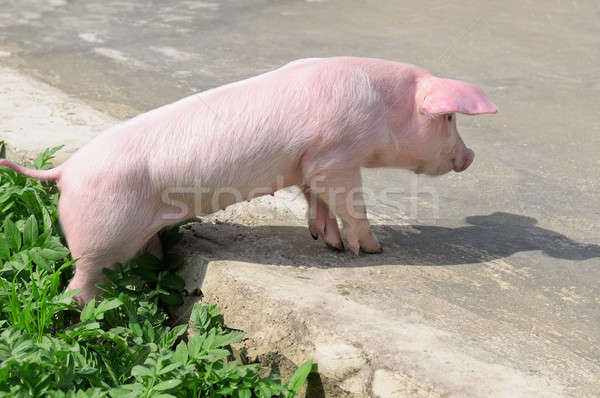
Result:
[1, 0, 599, 396]
[172, 205, 598, 397]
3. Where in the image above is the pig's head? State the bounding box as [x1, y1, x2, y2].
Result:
[406, 76, 497, 176]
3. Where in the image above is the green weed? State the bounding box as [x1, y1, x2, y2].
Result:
[0, 142, 314, 397]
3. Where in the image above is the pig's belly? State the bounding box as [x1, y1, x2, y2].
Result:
[156, 168, 303, 218]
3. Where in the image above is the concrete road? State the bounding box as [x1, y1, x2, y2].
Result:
[1, 0, 599, 396]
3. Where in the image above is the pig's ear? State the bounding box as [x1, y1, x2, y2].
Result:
[419, 77, 498, 117]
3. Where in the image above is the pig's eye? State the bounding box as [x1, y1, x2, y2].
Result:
[447, 114, 453, 122]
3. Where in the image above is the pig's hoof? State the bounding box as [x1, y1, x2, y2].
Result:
[73, 294, 88, 309]
[326, 241, 345, 251]
[310, 231, 318, 240]
[70, 285, 102, 308]
[361, 246, 383, 254]
[348, 241, 361, 256]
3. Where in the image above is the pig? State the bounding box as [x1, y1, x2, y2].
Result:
[0, 57, 497, 304]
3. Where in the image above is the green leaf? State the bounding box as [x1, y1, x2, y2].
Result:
[40, 237, 70, 258]
[3, 218, 21, 251]
[111, 384, 145, 398]
[173, 341, 188, 364]
[133, 267, 158, 283]
[161, 324, 187, 349]
[23, 214, 38, 248]
[208, 348, 230, 357]
[130, 322, 143, 337]
[19, 189, 39, 215]
[95, 298, 122, 316]
[121, 383, 145, 391]
[214, 331, 244, 347]
[28, 247, 50, 268]
[153, 379, 181, 391]
[41, 205, 52, 232]
[238, 389, 251, 398]
[0, 189, 14, 205]
[85, 321, 100, 330]
[286, 360, 315, 398]
[134, 254, 161, 270]
[189, 303, 222, 333]
[131, 365, 153, 378]
[102, 268, 121, 284]
[143, 320, 155, 341]
[32, 145, 63, 169]
[163, 253, 184, 271]
[188, 336, 202, 358]
[158, 362, 181, 375]
[80, 299, 96, 322]
[159, 292, 183, 306]
[159, 273, 185, 290]
[37, 248, 67, 261]
[41, 236, 68, 251]
[0, 234, 10, 260]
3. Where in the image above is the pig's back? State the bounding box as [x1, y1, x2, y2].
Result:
[60, 57, 386, 195]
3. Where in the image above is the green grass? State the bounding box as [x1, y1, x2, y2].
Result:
[0, 141, 314, 398]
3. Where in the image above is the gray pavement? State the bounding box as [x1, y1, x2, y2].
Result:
[1, 0, 599, 396]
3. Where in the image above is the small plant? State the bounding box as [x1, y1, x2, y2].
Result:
[0, 142, 314, 397]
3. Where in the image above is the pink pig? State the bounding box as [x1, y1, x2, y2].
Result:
[0, 57, 497, 303]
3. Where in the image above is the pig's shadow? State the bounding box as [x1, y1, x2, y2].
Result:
[177, 212, 599, 267]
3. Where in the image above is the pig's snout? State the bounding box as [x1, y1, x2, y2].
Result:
[453, 148, 474, 173]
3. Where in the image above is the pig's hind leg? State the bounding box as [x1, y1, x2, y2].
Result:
[141, 234, 163, 259]
[59, 193, 184, 305]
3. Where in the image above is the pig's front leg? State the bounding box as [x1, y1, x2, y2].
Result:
[306, 169, 381, 255]
[302, 185, 344, 250]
